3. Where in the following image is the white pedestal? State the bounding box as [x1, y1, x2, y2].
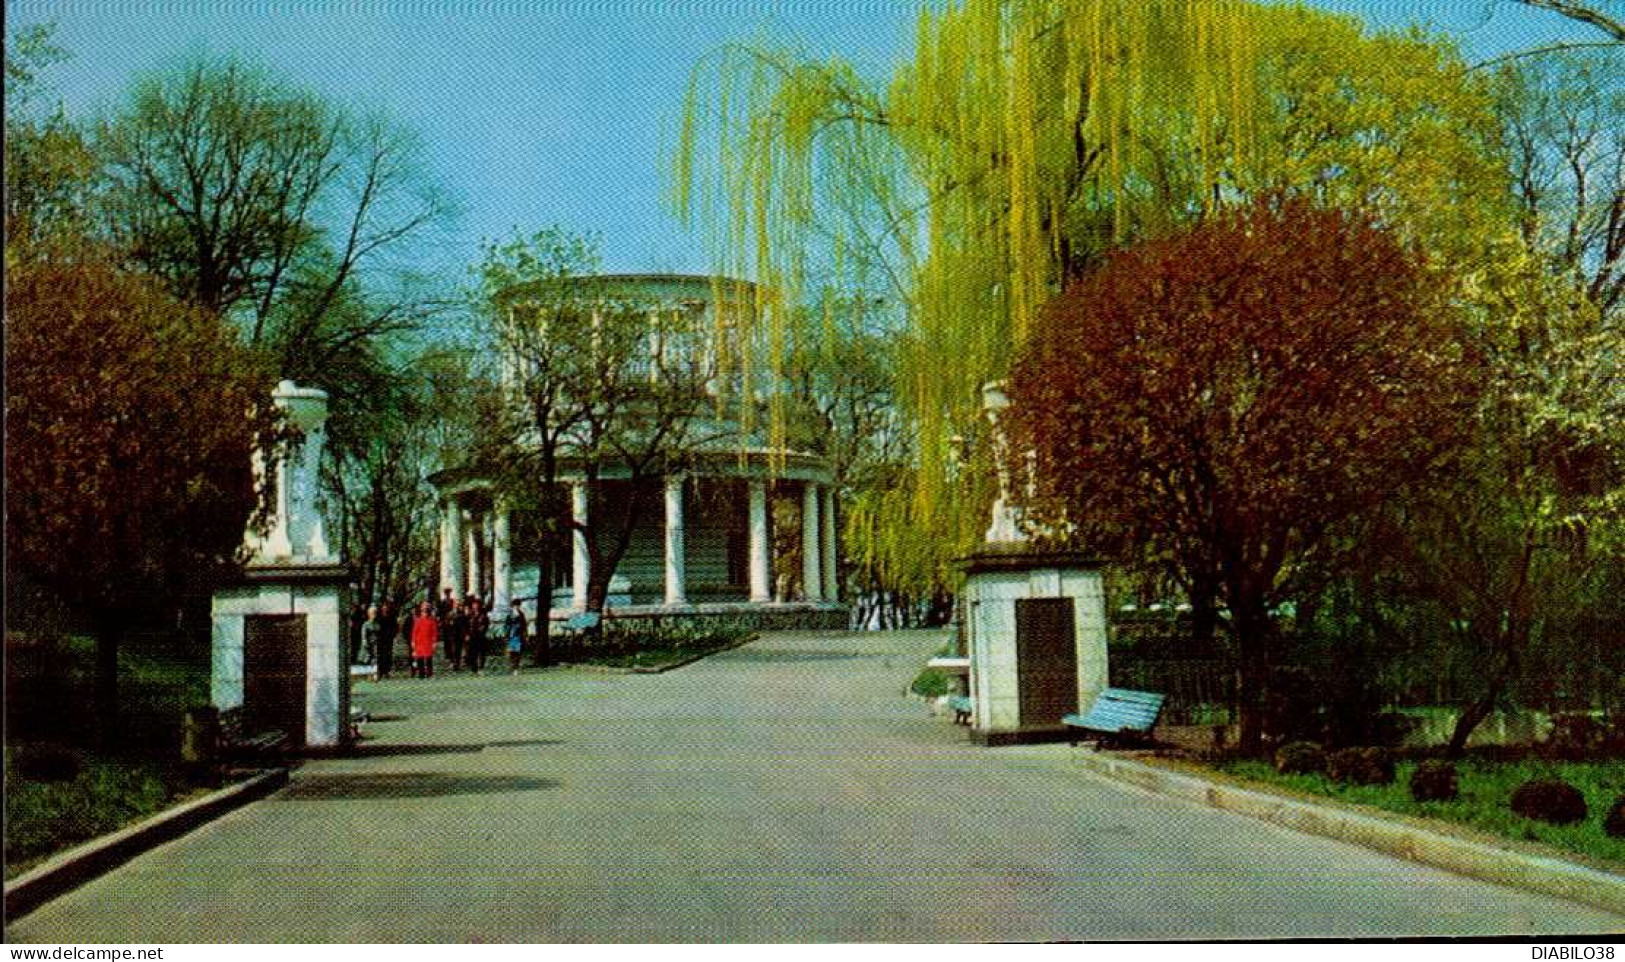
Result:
[959, 549, 1108, 745]
[211, 563, 350, 750]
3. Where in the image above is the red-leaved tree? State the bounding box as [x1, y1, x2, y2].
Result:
[1005, 197, 1481, 755]
[6, 248, 276, 744]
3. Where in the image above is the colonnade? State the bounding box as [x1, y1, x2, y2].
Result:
[439, 476, 838, 614]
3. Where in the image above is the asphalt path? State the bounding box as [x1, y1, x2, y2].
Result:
[8, 629, 1621, 941]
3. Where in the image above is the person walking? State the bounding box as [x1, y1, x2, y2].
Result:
[443, 597, 467, 670]
[410, 601, 439, 678]
[464, 596, 490, 674]
[375, 600, 399, 680]
[504, 601, 528, 676]
[360, 605, 380, 670]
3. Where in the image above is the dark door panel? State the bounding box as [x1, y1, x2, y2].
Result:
[1016, 597, 1077, 726]
[244, 614, 306, 744]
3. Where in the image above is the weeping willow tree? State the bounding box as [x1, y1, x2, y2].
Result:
[673, 0, 1509, 594]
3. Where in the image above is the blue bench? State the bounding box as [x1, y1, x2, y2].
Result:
[948, 695, 974, 726]
[1063, 688, 1165, 750]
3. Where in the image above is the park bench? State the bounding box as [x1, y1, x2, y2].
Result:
[217, 705, 289, 763]
[1062, 688, 1165, 750]
[948, 695, 974, 726]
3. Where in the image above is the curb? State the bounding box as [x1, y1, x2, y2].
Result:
[1071, 752, 1625, 917]
[4, 768, 289, 923]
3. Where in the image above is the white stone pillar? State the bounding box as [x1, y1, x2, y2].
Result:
[441, 499, 464, 597]
[262, 449, 293, 559]
[802, 483, 823, 602]
[664, 474, 687, 605]
[748, 480, 771, 603]
[465, 513, 480, 599]
[571, 481, 590, 611]
[820, 486, 838, 602]
[492, 500, 512, 614]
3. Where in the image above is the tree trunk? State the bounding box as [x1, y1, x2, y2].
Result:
[1232, 602, 1273, 757]
[585, 481, 649, 616]
[1445, 686, 1499, 760]
[93, 611, 120, 749]
[1446, 633, 1520, 760]
[533, 552, 554, 667]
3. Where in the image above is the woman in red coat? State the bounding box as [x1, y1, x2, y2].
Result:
[410, 600, 439, 678]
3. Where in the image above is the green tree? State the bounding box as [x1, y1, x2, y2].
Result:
[95, 55, 453, 468]
[1003, 198, 1481, 755]
[4, 23, 97, 252]
[5, 249, 276, 743]
[675, 0, 1511, 592]
[1493, 50, 1623, 317]
[470, 230, 723, 652]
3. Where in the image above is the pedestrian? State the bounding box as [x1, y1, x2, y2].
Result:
[375, 600, 399, 680]
[464, 595, 490, 674]
[504, 601, 528, 676]
[410, 600, 439, 678]
[360, 605, 380, 667]
[444, 596, 467, 670]
[347, 601, 368, 665]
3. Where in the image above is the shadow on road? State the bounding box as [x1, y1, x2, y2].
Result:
[276, 772, 562, 800]
[345, 739, 565, 758]
[346, 743, 486, 757]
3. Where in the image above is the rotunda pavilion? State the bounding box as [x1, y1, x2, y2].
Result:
[429, 274, 845, 628]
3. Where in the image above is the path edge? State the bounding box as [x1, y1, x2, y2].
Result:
[1073, 752, 1625, 917]
[4, 767, 289, 923]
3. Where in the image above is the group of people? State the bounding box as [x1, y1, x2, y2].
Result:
[355, 589, 530, 679]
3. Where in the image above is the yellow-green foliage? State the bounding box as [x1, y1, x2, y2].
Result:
[673, 1, 1513, 591]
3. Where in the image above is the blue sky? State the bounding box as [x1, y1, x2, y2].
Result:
[5, 0, 1599, 280]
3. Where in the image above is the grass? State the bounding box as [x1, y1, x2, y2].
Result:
[5, 631, 214, 877]
[1212, 755, 1625, 866]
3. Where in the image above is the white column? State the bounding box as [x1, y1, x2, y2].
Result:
[748, 480, 771, 603]
[571, 481, 590, 611]
[820, 486, 838, 602]
[802, 483, 823, 602]
[492, 500, 512, 614]
[263, 451, 293, 558]
[664, 474, 687, 605]
[441, 499, 464, 597]
[465, 513, 480, 599]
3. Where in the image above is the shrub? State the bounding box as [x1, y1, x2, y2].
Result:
[1274, 741, 1327, 775]
[1409, 759, 1459, 802]
[11, 742, 82, 782]
[1327, 747, 1395, 786]
[910, 668, 952, 699]
[1605, 797, 1625, 838]
[1509, 778, 1588, 825]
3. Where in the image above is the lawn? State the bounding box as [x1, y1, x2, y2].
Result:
[1212, 755, 1625, 866]
[5, 632, 213, 876]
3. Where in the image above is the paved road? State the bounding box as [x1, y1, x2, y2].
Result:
[8, 630, 1621, 941]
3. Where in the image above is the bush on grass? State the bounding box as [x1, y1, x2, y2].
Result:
[1509, 778, 1588, 825]
[1327, 747, 1395, 786]
[910, 668, 952, 699]
[1274, 741, 1327, 775]
[10, 742, 83, 782]
[1409, 759, 1459, 802]
[1605, 797, 1625, 838]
